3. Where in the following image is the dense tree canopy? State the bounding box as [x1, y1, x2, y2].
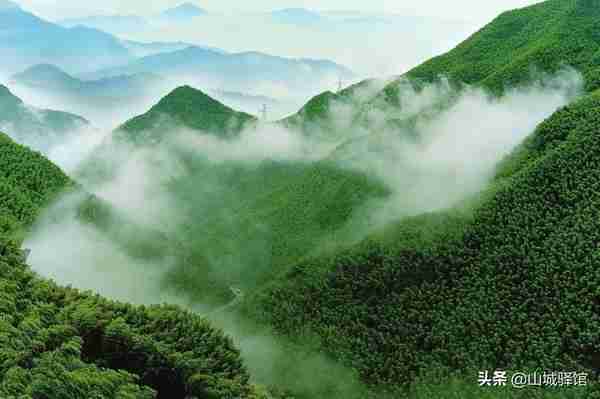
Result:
[0, 132, 274, 398]
[243, 0, 600, 395]
[247, 87, 600, 396]
[117, 85, 257, 144]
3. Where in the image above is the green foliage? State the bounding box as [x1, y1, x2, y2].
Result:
[0, 132, 72, 238]
[0, 133, 271, 398]
[283, 0, 600, 136]
[281, 79, 387, 138]
[404, 0, 600, 93]
[75, 80, 390, 308]
[10, 1, 600, 396]
[155, 153, 389, 307]
[117, 85, 257, 144]
[281, 91, 346, 135]
[247, 88, 600, 392]
[0, 237, 262, 398]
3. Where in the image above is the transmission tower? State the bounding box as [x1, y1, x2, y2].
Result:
[260, 104, 267, 121]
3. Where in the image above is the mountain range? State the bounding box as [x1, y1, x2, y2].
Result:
[10, 63, 172, 125]
[4, 0, 600, 397]
[121, 39, 220, 57]
[59, 14, 149, 34]
[84, 46, 354, 101]
[0, 1, 132, 75]
[0, 84, 88, 155]
[60, 3, 208, 33]
[74, 0, 600, 395]
[2, 1, 352, 108]
[271, 8, 323, 25]
[244, 0, 600, 394]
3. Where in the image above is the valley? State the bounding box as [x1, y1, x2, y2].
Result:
[1, 0, 600, 398]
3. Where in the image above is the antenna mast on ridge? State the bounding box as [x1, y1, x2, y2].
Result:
[260, 104, 267, 121]
[337, 78, 343, 92]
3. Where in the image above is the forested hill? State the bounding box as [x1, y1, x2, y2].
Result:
[377, 0, 600, 111]
[253, 89, 600, 397]
[283, 0, 600, 134]
[0, 131, 71, 236]
[280, 79, 388, 137]
[244, 0, 600, 396]
[0, 134, 274, 397]
[405, 0, 600, 92]
[116, 85, 257, 144]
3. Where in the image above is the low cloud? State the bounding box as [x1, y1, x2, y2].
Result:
[335, 68, 583, 223]
[22, 68, 584, 397]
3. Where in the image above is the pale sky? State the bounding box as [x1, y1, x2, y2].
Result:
[18, 0, 543, 22]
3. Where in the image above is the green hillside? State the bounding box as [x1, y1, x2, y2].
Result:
[14, 0, 600, 396]
[0, 132, 72, 239]
[161, 157, 388, 306]
[116, 85, 257, 144]
[406, 0, 600, 92]
[281, 79, 388, 138]
[76, 85, 389, 311]
[0, 132, 278, 398]
[242, 0, 600, 395]
[250, 92, 600, 396]
[284, 0, 600, 137]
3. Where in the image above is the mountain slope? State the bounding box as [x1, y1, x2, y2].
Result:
[400, 0, 600, 94]
[242, 0, 600, 394]
[116, 85, 257, 143]
[0, 132, 276, 398]
[0, 84, 89, 155]
[0, 131, 71, 238]
[76, 85, 388, 313]
[250, 87, 600, 393]
[0, 2, 131, 75]
[286, 0, 600, 135]
[281, 78, 388, 137]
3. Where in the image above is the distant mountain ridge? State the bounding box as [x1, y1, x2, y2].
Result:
[160, 2, 207, 20]
[86, 45, 354, 101]
[121, 40, 226, 58]
[271, 8, 323, 25]
[0, 84, 88, 154]
[60, 3, 210, 34]
[10, 64, 172, 126]
[59, 14, 149, 34]
[13, 64, 164, 95]
[0, 2, 132, 75]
